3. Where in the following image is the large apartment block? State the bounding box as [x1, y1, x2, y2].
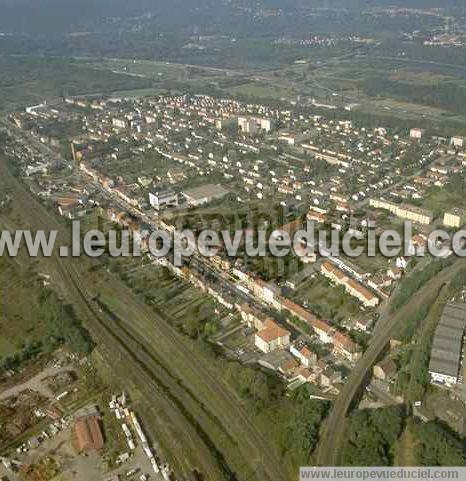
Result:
[369, 198, 433, 225]
[443, 209, 466, 229]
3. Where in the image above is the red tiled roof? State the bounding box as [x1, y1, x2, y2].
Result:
[256, 320, 290, 343]
[280, 298, 332, 335]
[300, 346, 315, 359]
[296, 367, 312, 380]
[322, 261, 377, 302]
[332, 331, 357, 353]
[75, 416, 104, 452]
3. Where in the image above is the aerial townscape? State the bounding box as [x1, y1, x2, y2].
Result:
[0, 1, 465, 481]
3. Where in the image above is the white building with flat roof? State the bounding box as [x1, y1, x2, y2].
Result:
[410, 128, 424, 140]
[443, 209, 466, 228]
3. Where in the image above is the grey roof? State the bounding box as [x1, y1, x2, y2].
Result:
[430, 348, 460, 365]
[182, 184, 228, 202]
[432, 333, 462, 353]
[428, 303, 466, 380]
[439, 304, 466, 329]
[429, 356, 460, 378]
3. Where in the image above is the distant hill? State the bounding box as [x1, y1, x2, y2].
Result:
[0, 0, 464, 34]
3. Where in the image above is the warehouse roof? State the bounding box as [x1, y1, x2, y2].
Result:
[75, 415, 104, 452]
[428, 303, 466, 381]
[182, 184, 228, 203]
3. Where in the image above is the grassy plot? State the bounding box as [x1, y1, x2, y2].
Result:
[292, 274, 364, 326]
[422, 187, 466, 213]
[50, 475, 71, 481]
[0, 335, 15, 356]
[0, 255, 46, 354]
[223, 81, 293, 101]
[0, 56, 150, 111]
[395, 423, 420, 467]
[101, 255, 228, 339]
[82, 58, 233, 99]
[105, 87, 169, 98]
[84, 58, 188, 79]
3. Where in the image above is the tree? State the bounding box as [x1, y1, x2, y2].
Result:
[341, 407, 405, 466]
[411, 421, 464, 466]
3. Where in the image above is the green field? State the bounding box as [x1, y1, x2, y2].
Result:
[0, 255, 46, 355]
[224, 81, 293, 101]
[84, 58, 188, 81]
[279, 55, 466, 130]
[0, 335, 15, 356]
[422, 187, 465, 213]
[106, 87, 169, 98]
[292, 274, 364, 326]
[0, 56, 151, 112]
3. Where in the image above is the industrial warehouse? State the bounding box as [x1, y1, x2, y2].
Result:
[429, 303, 466, 385]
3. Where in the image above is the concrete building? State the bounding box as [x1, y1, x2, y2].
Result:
[148, 190, 179, 210]
[280, 298, 333, 344]
[369, 198, 433, 225]
[354, 318, 373, 332]
[255, 320, 291, 353]
[215, 117, 237, 130]
[443, 209, 466, 229]
[410, 128, 424, 140]
[307, 206, 327, 224]
[238, 116, 273, 134]
[182, 184, 228, 207]
[451, 136, 464, 148]
[428, 303, 466, 385]
[112, 118, 129, 129]
[320, 367, 342, 387]
[247, 277, 280, 307]
[290, 344, 317, 368]
[373, 357, 397, 381]
[277, 131, 310, 146]
[331, 331, 360, 362]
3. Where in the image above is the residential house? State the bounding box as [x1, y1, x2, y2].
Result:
[255, 320, 291, 354]
[321, 261, 379, 308]
[373, 358, 397, 381]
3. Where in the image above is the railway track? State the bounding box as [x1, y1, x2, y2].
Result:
[0, 156, 290, 481]
[315, 258, 466, 466]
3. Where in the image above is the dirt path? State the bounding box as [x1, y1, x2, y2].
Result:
[0, 366, 74, 402]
